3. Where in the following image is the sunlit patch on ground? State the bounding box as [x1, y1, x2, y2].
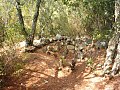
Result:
[2, 48, 120, 90]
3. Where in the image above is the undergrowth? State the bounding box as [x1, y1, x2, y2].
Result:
[0, 45, 25, 88]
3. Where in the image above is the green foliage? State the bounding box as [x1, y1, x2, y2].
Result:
[5, 23, 25, 43]
[0, 46, 24, 88]
[0, 48, 23, 75]
[0, 17, 5, 46]
[38, 0, 115, 39]
[59, 56, 67, 67]
[81, 0, 115, 39]
[0, 0, 115, 42]
[39, 0, 84, 37]
[92, 29, 113, 41]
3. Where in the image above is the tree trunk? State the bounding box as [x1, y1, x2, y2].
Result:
[111, 38, 120, 75]
[111, 0, 120, 76]
[103, 33, 119, 74]
[28, 0, 41, 46]
[15, 0, 41, 46]
[103, 0, 120, 76]
[15, 0, 28, 37]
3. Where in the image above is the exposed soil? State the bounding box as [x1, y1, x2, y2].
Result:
[2, 46, 120, 90]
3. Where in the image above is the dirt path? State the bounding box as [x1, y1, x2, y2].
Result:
[3, 48, 120, 90]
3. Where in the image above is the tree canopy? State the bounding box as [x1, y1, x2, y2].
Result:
[0, 0, 115, 44]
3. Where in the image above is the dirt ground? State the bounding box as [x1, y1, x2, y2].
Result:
[2, 46, 120, 90]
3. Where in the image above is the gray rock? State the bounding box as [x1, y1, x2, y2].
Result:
[75, 44, 85, 51]
[40, 37, 46, 44]
[77, 51, 84, 59]
[33, 40, 40, 46]
[52, 37, 57, 41]
[95, 40, 108, 49]
[72, 40, 75, 45]
[67, 45, 75, 50]
[66, 37, 72, 45]
[60, 41, 64, 46]
[49, 38, 53, 43]
[55, 34, 62, 40]
[44, 38, 50, 44]
[75, 35, 80, 41]
[25, 46, 36, 52]
[18, 41, 27, 48]
[47, 45, 59, 52]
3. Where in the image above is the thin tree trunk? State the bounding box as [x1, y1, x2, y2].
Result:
[29, 0, 41, 46]
[15, 0, 28, 37]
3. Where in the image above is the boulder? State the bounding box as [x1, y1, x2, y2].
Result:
[19, 41, 27, 48]
[33, 40, 40, 46]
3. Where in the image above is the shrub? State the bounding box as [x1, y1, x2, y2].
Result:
[0, 46, 24, 88]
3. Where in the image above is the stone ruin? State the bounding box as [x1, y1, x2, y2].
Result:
[19, 34, 109, 71]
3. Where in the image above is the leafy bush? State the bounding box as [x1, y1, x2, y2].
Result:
[5, 23, 25, 44]
[0, 46, 24, 88]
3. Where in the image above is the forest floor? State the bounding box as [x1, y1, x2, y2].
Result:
[2, 45, 120, 90]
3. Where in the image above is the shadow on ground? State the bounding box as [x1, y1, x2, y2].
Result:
[2, 49, 120, 90]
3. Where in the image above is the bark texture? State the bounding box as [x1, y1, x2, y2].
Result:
[103, 0, 120, 76]
[15, 0, 41, 46]
[29, 0, 41, 46]
[103, 33, 119, 74]
[15, 0, 28, 37]
[111, 38, 120, 75]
